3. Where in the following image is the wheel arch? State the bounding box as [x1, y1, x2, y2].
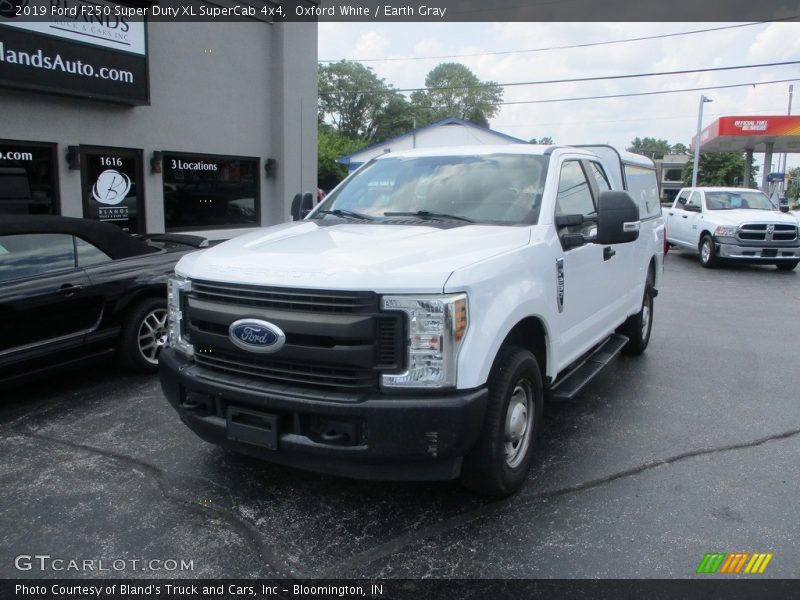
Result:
[497, 317, 549, 385]
[699, 229, 714, 248]
[115, 285, 167, 322]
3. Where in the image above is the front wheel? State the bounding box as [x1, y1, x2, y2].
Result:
[461, 346, 543, 497]
[119, 298, 169, 373]
[699, 235, 718, 268]
[619, 281, 654, 356]
[776, 261, 798, 271]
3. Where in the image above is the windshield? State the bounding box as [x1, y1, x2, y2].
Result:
[312, 154, 549, 225]
[705, 191, 776, 211]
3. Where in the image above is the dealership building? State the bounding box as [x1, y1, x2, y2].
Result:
[0, 1, 318, 238]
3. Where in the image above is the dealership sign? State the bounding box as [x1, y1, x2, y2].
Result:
[0, 0, 148, 104]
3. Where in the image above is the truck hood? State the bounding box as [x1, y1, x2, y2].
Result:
[176, 221, 532, 292]
[708, 209, 799, 226]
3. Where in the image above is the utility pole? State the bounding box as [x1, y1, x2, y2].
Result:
[778, 84, 793, 193]
[691, 94, 713, 187]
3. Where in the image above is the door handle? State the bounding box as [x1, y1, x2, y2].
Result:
[603, 246, 616, 261]
[59, 284, 83, 295]
[668, 212, 674, 216]
[682, 215, 688, 219]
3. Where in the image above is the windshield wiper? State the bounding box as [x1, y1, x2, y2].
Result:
[316, 209, 375, 221]
[384, 210, 475, 223]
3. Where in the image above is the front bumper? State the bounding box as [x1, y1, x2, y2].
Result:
[717, 242, 800, 261]
[159, 348, 488, 481]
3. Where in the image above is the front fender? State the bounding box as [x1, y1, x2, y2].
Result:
[445, 241, 560, 389]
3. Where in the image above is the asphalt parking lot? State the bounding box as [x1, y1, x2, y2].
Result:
[1, 251, 798, 580]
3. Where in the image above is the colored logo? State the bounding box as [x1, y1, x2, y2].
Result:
[92, 169, 131, 206]
[229, 319, 285, 354]
[696, 552, 773, 574]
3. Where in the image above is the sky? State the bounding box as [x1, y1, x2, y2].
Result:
[318, 21, 800, 172]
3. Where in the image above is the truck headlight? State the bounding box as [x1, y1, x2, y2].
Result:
[714, 225, 738, 237]
[380, 294, 468, 389]
[167, 275, 194, 358]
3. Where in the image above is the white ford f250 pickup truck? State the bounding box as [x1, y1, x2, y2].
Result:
[666, 186, 800, 270]
[160, 144, 665, 496]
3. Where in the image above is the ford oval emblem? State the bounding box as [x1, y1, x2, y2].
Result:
[229, 319, 286, 353]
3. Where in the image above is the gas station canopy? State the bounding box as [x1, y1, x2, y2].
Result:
[692, 116, 800, 153]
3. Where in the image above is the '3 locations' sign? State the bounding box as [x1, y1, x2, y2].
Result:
[0, 0, 148, 104]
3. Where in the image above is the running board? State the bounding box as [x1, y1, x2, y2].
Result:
[546, 334, 629, 401]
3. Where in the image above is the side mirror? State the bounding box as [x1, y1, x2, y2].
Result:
[684, 204, 702, 213]
[290, 193, 302, 221]
[779, 197, 789, 213]
[596, 191, 640, 245]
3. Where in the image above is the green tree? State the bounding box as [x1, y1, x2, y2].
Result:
[671, 143, 689, 155]
[681, 152, 758, 187]
[627, 137, 672, 160]
[410, 63, 503, 128]
[317, 125, 366, 191]
[318, 61, 401, 141]
[529, 136, 554, 145]
[372, 95, 415, 144]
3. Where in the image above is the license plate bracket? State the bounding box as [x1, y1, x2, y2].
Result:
[226, 406, 278, 450]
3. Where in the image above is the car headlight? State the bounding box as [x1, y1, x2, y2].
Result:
[167, 275, 194, 358]
[381, 294, 468, 389]
[714, 225, 738, 237]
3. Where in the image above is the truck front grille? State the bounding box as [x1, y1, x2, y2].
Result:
[194, 350, 376, 390]
[185, 281, 404, 392]
[738, 223, 797, 242]
[191, 280, 377, 313]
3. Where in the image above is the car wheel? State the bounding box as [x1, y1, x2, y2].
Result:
[461, 345, 543, 497]
[120, 297, 168, 373]
[699, 235, 717, 268]
[619, 277, 654, 356]
[776, 261, 798, 271]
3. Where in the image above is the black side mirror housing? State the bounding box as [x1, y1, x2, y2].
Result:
[301, 192, 314, 218]
[684, 204, 701, 213]
[596, 191, 640, 245]
[290, 193, 302, 221]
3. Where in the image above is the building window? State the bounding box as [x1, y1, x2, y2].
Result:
[0, 140, 59, 215]
[162, 153, 259, 231]
[81, 146, 145, 234]
[662, 168, 684, 182]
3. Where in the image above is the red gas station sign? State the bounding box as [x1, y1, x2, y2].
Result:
[716, 116, 800, 137]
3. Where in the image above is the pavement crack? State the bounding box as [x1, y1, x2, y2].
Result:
[320, 426, 800, 576]
[0, 428, 298, 578]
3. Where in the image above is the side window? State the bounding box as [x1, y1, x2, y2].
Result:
[0, 233, 76, 283]
[75, 236, 111, 267]
[555, 161, 595, 218]
[686, 191, 702, 210]
[624, 163, 660, 218]
[589, 161, 612, 192]
[675, 190, 690, 208]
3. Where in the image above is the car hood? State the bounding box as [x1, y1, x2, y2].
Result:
[709, 209, 799, 226]
[175, 221, 532, 292]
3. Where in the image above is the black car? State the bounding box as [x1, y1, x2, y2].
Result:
[0, 215, 207, 386]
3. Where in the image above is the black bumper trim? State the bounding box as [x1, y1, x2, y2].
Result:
[159, 348, 488, 481]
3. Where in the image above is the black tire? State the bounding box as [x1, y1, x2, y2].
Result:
[699, 234, 717, 268]
[776, 261, 798, 271]
[619, 277, 654, 356]
[119, 297, 169, 373]
[461, 346, 543, 497]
